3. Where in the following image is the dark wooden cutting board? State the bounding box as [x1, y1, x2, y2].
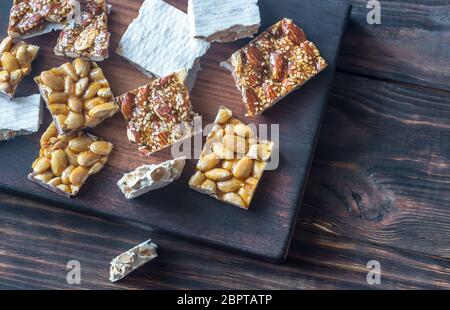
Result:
[0, 0, 351, 262]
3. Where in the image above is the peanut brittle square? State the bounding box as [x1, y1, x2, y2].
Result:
[116, 71, 200, 157]
[7, 0, 76, 38]
[0, 36, 39, 98]
[35, 58, 119, 134]
[28, 122, 113, 197]
[54, 0, 111, 61]
[189, 106, 274, 209]
[222, 18, 327, 116]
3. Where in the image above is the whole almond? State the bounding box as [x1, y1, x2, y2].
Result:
[244, 45, 263, 69]
[121, 93, 135, 119]
[281, 19, 306, 45]
[269, 51, 285, 81]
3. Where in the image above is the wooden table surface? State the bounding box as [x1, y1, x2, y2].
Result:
[1, 0, 450, 289]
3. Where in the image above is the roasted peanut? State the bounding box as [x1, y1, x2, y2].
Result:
[196, 153, 220, 172]
[223, 134, 248, 154]
[47, 177, 62, 187]
[57, 184, 72, 194]
[237, 187, 252, 206]
[34, 171, 53, 183]
[69, 166, 90, 186]
[73, 58, 91, 77]
[48, 92, 68, 104]
[61, 62, 78, 81]
[233, 124, 254, 138]
[205, 168, 232, 181]
[217, 178, 243, 193]
[214, 107, 232, 124]
[88, 102, 117, 119]
[75, 77, 89, 96]
[0, 70, 9, 82]
[65, 148, 78, 165]
[212, 142, 234, 160]
[189, 171, 206, 187]
[65, 111, 84, 129]
[200, 179, 217, 195]
[83, 81, 102, 99]
[97, 87, 112, 98]
[68, 97, 83, 112]
[48, 104, 69, 115]
[51, 149, 68, 176]
[89, 141, 113, 156]
[61, 165, 75, 185]
[68, 136, 93, 152]
[40, 123, 57, 145]
[77, 151, 100, 167]
[89, 162, 104, 175]
[89, 67, 105, 81]
[1, 52, 19, 72]
[33, 157, 50, 174]
[232, 157, 253, 179]
[64, 76, 75, 95]
[222, 192, 246, 208]
[40, 71, 64, 91]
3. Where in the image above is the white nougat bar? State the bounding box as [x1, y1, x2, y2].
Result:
[0, 94, 42, 141]
[188, 0, 260, 42]
[116, 0, 210, 89]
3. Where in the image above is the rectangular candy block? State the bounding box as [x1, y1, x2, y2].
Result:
[0, 36, 39, 98]
[7, 0, 76, 39]
[28, 122, 113, 198]
[116, 70, 200, 157]
[222, 18, 327, 116]
[35, 58, 119, 134]
[189, 106, 274, 209]
[54, 0, 111, 61]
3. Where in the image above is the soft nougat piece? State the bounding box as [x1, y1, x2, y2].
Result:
[188, 0, 260, 42]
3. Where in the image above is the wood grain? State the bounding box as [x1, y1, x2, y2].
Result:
[1, 191, 449, 289]
[300, 72, 450, 258]
[0, 0, 351, 261]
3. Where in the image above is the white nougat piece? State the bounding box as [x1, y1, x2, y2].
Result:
[117, 157, 186, 199]
[0, 94, 42, 141]
[188, 0, 260, 42]
[116, 0, 210, 89]
[109, 239, 158, 282]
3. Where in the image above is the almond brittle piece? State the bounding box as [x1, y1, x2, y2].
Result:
[35, 58, 119, 134]
[222, 18, 328, 117]
[189, 106, 274, 209]
[116, 70, 200, 157]
[7, 0, 76, 39]
[28, 122, 113, 198]
[54, 0, 111, 61]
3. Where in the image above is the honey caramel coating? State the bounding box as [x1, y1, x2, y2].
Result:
[0, 36, 39, 97]
[226, 18, 328, 116]
[189, 106, 274, 209]
[28, 122, 113, 197]
[116, 72, 197, 156]
[35, 58, 118, 134]
[54, 0, 110, 60]
[8, 0, 74, 37]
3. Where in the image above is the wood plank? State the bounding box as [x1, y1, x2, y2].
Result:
[0, 0, 351, 262]
[1, 191, 449, 289]
[300, 72, 450, 258]
[335, 0, 450, 91]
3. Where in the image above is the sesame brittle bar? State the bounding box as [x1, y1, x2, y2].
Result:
[116, 71, 200, 157]
[189, 106, 274, 209]
[28, 122, 113, 198]
[0, 36, 39, 98]
[54, 0, 111, 61]
[8, 0, 76, 38]
[222, 18, 327, 116]
[35, 58, 119, 135]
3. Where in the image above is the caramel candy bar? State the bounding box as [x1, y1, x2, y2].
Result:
[35, 58, 119, 135]
[189, 106, 274, 209]
[109, 239, 158, 282]
[7, 0, 76, 39]
[0, 36, 39, 98]
[28, 122, 113, 198]
[222, 18, 327, 116]
[116, 70, 200, 157]
[54, 0, 111, 61]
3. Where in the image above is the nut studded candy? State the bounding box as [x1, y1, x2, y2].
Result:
[116, 70, 200, 157]
[222, 18, 328, 117]
[109, 239, 158, 282]
[54, 0, 111, 61]
[28, 122, 113, 198]
[0, 36, 39, 98]
[35, 58, 119, 134]
[7, 0, 76, 39]
[189, 106, 274, 209]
